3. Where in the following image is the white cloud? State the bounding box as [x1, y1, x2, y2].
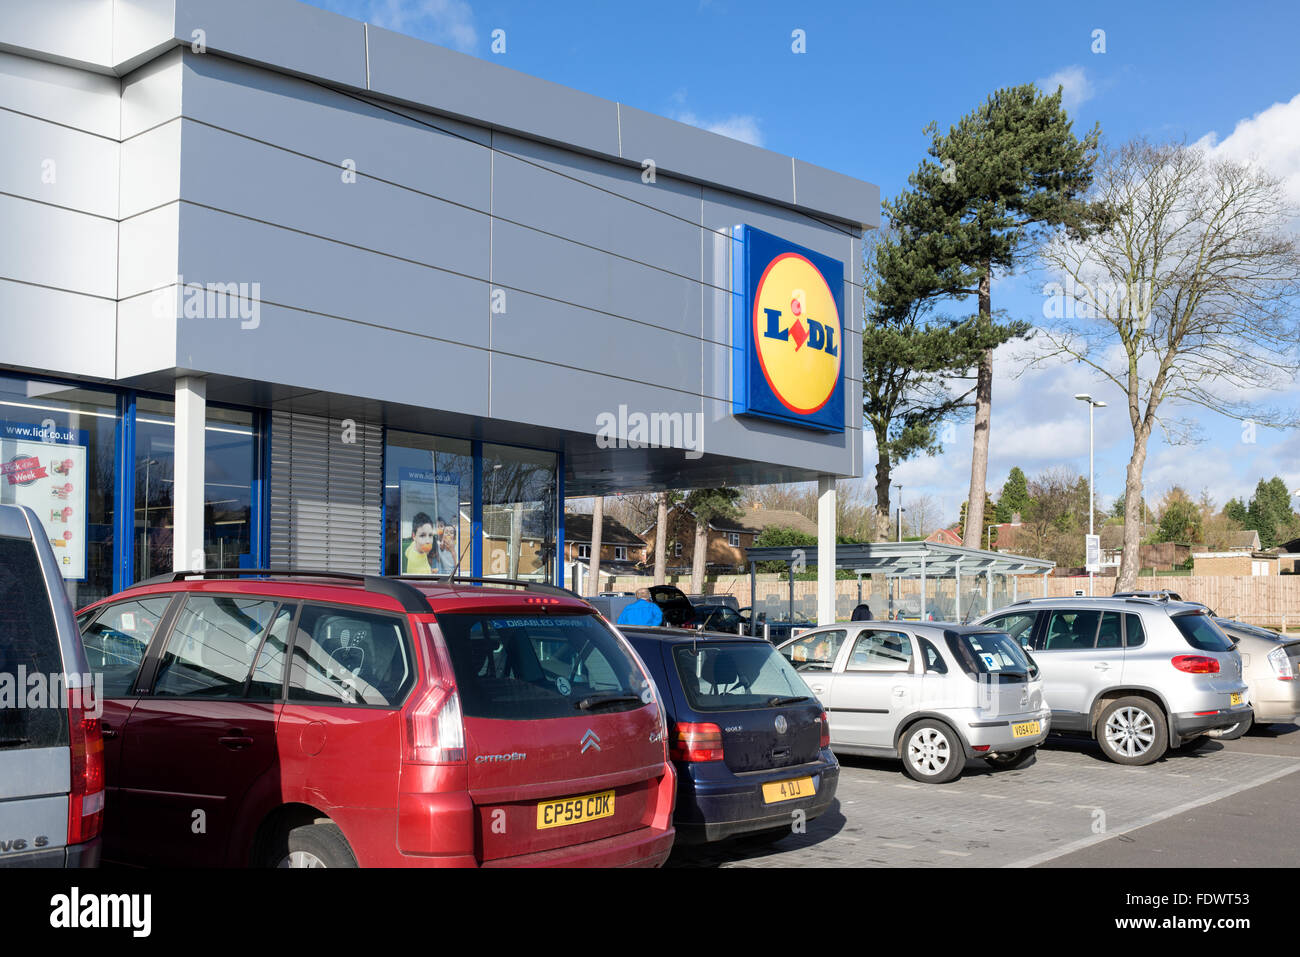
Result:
[672, 110, 764, 147]
[1196, 91, 1300, 213]
[325, 0, 478, 53]
[1036, 65, 1094, 112]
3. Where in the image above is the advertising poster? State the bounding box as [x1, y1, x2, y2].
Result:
[0, 421, 89, 580]
[398, 468, 460, 576]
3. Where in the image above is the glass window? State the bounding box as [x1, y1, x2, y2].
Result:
[1097, 612, 1124, 649]
[153, 595, 278, 697]
[482, 444, 558, 583]
[1043, 609, 1101, 650]
[80, 595, 173, 698]
[946, 631, 1038, 679]
[1125, 614, 1146, 648]
[247, 605, 293, 699]
[984, 612, 1038, 647]
[134, 400, 257, 580]
[436, 611, 649, 720]
[384, 431, 472, 578]
[0, 535, 69, 749]
[0, 376, 118, 608]
[781, 629, 846, 671]
[576, 544, 591, 559]
[1172, 613, 1234, 653]
[614, 546, 627, 561]
[918, 637, 948, 674]
[287, 605, 415, 707]
[671, 642, 813, 711]
[847, 630, 914, 672]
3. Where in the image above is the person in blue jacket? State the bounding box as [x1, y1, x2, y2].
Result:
[616, 588, 664, 626]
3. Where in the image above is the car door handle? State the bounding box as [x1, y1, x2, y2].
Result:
[219, 731, 254, 750]
[1094, 663, 1111, 671]
[892, 687, 906, 697]
[810, 686, 825, 694]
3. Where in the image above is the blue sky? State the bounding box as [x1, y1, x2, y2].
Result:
[307, 0, 1300, 523]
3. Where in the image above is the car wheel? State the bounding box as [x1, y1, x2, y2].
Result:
[273, 823, 357, 868]
[1208, 714, 1252, 740]
[984, 746, 1037, 771]
[901, 720, 966, 784]
[1096, 697, 1168, 766]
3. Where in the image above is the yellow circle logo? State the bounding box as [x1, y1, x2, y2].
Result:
[753, 253, 842, 415]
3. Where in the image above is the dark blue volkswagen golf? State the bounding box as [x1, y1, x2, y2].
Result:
[620, 627, 839, 844]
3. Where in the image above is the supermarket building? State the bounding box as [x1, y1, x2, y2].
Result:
[0, 0, 878, 621]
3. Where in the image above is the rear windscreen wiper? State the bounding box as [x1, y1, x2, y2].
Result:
[576, 693, 641, 711]
[767, 695, 810, 706]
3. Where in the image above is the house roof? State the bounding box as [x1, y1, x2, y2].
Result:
[926, 527, 963, 546]
[1227, 530, 1261, 549]
[564, 513, 646, 547]
[711, 508, 817, 537]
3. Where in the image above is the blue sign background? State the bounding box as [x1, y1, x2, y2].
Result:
[731, 225, 846, 433]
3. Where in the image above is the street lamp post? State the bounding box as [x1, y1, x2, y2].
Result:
[1075, 394, 1107, 596]
[894, 483, 903, 542]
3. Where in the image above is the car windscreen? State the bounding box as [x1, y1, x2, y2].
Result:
[1173, 613, 1234, 653]
[945, 631, 1038, 680]
[672, 641, 814, 712]
[0, 535, 70, 751]
[436, 611, 650, 720]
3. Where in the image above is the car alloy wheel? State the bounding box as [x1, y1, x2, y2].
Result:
[278, 851, 327, 868]
[907, 726, 952, 776]
[1104, 706, 1156, 758]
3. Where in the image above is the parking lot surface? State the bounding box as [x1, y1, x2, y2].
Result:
[668, 729, 1300, 868]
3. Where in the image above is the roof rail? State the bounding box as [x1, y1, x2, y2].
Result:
[393, 574, 587, 601]
[134, 568, 433, 614]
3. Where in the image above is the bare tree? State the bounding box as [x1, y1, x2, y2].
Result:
[1037, 140, 1300, 590]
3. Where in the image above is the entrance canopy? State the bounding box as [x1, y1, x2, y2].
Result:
[743, 541, 1056, 623]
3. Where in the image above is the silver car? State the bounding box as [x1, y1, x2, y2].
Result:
[1210, 618, 1300, 738]
[777, 622, 1050, 784]
[0, 504, 103, 866]
[978, 597, 1250, 766]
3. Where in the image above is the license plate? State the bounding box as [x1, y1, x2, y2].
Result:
[1011, 720, 1041, 738]
[536, 789, 615, 830]
[762, 776, 815, 804]
[1231, 692, 1243, 706]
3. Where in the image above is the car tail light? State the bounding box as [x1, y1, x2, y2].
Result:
[819, 710, 830, 749]
[67, 682, 104, 844]
[671, 723, 724, 762]
[1171, 655, 1220, 674]
[1268, 646, 1296, 680]
[403, 620, 466, 765]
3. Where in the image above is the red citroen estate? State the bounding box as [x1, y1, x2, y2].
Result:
[74, 571, 675, 867]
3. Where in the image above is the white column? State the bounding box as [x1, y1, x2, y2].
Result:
[817, 474, 837, 625]
[173, 376, 206, 572]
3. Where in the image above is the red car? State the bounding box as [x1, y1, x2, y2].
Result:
[75, 570, 675, 867]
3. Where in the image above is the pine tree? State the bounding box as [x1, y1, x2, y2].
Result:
[996, 467, 1031, 523]
[888, 84, 1108, 549]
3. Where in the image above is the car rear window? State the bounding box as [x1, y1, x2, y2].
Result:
[437, 611, 650, 720]
[1172, 613, 1234, 653]
[671, 641, 814, 712]
[945, 631, 1038, 680]
[0, 535, 69, 750]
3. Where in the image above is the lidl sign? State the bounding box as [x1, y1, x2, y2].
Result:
[731, 225, 845, 432]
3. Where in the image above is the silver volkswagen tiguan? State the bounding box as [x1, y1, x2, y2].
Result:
[978, 597, 1250, 766]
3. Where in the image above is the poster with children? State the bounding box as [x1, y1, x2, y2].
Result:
[0, 421, 89, 579]
[398, 468, 460, 576]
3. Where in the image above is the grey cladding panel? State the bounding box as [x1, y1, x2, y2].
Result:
[366, 25, 620, 157]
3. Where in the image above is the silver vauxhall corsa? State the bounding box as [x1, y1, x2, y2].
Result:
[978, 597, 1251, 766]
[777, 622, 1050, 784]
